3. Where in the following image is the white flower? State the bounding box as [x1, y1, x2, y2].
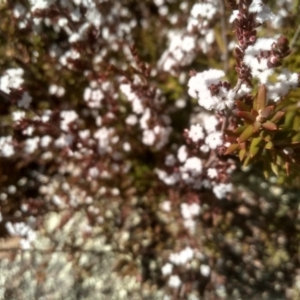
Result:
[0, 136, 14, 157]
[160, 200, 171, 212]
[188, 70, 224, 102]
[183, 218, 196, 234]
[83, 87, 103, 108]
[5, 221, 36, 249]
[188, 124, 204, 142]
[205, 132, 223, 149]
[202, 114, 219, 133]
[155, 169, 180, 186]
[200, 264, 211, 277]
[0, 68, 24, 93]
[266, 69, 299, 101]
[180, 202, 201, 219]
[182, 157, 202, 176]
[125, 114, 138, 126]
[200, 144, 210, 153]
[236, 83, 252, 98]
[142, 129, 155, 146]
[182, 35, 196, 52]
[86, 8, 102, 28]
[229, 10, 239, 23]
[60, 110, 78, 131]
[177, 145, 188, 163]
[207, 168, 218, 179]
[29, 0, 55, 12]
[191, 3, 217, 20]
[25, 137, 40, 153]
[161, 263, 173, 276]
[168, 275, 181, 288]
[243, 38, 277, 83]
[213, 183, 232, 199]
[188, 69, 233, 111]
[255, 4, 274, 23]
[189, 203, 201, 216]
[165, 154, 176, 166]
[12, 111, 25, 122]
[94, 127, 114, 154]
[179, 247, 194, 263]
[13, 4, 26, 18]
[18, 91, 32, 109]
[140, 108, 151, 129]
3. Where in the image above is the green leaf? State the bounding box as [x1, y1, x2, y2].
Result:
[236, 100, 251, 112]
[284, 110, 296, 129]
[249, 136, 263, 157]
[239, 149, 246, 161]
[256, 84, 267, 111]
[291, 132, 300, 143]
[292, 115, 300, 131]
[270, 111, 285, 123]
[237, 111, 255, 123]
[262, 121, 277, 131]
[270, 162, 279, 176]
[260, 106, 274, 119]
[234, 125, 247, 135]
[260, 131, 272, 142]
[264, 141, 274, 149]
[253, 121, 261, 132]
[276, 154, 284, 166]
[224, 143, 239, 155]
[238, 125, 255, 143]
[263, 155, 272, 178]
[243, 155, 252, 167]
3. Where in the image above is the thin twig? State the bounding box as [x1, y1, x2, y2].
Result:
[220, 0, 229, 73]
[221, 78, 243, 133]
[290, 24, 300, 49]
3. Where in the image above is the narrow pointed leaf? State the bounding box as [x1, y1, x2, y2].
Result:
[284, 103, 299, 112]
[243, 155, 252, 167]
[291, 132, 300, 143]
[253, 121, 261, 132]
[263, 155, 272, 178]
[237, 111, 255, 123]
[284, 110, 296, 128]
[276, 154, 284, 166]
[270, 162, 279, 176]
[234, 125, 247, 135]
[262, 121, 277, 130]
[263, 168, 270, 178]
[256, 84, 267, 111]
[224, 143, 239, 155]
[270, 110, 285, 123]
[238, 125, 255, 143]
[249, 136, 262, 157]
[251, 109, 259, 118]
[260, 106, 274, 118]
[259, 131, 272, 142]
[239, 149, 246, 161]
[264, 141, 273, 149]
[292, 115, 300, 131]
[236, 100, 251, 112]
